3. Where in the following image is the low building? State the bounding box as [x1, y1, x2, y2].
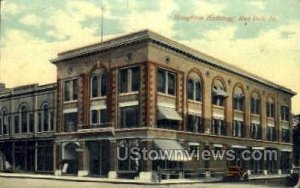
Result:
[0, 30, 297, 181]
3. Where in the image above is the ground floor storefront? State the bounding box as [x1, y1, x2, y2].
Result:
[0, 139, 53, 173]
[53, 136, 293, 182]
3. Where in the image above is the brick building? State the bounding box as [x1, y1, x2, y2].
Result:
[0, 30, 296, 181]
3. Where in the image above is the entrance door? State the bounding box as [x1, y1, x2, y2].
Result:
[88, 141, 109, 176]
[63, 143, 79, 175]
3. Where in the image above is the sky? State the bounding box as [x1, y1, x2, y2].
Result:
[0, 0, 299, 113]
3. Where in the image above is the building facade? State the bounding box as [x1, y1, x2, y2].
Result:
[0, 30, 296, 181]
[0, 83, 56, 173]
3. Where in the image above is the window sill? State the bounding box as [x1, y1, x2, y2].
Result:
[90, 96, 106, 100]
[119, 92, 139, 96]
[212, 105, 225, 109]
[157, 92, 176, 98]
[233, 109, 244, 113]
[63, 100, 78, 104]
[188, 100, 202, 104]
[251, 113, 260, 117]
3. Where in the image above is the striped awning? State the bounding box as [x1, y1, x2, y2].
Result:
[154, 139, 190, 161]
[157, 107, 182, 121]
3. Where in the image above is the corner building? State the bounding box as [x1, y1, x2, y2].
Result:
[0, 30, 296, 181]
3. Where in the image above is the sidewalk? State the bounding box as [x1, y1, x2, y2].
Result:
[0, 172, 289, 185]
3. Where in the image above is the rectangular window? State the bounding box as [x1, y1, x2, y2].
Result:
[187, 115, 202, 133]
[119, 69, 128, 93]
[251, 99, 260, 114]
[14, 115, 19, 133]
[120, 106, 139, 128]
[282, 129, 290, 142]
[64, 113, 78, 132]
[281, 106, 290, 121]
[212, 119, 225, 135]
[131, 67, 140, 92]
[233, 121, 243, 137]
[38, 112, 42, 132]
[100, 109, 107, 124]
[167, 72, 175, 95]
[267, 126, 275, 141]
[63, 79, 78, 102]
[29, 113, 34, 132]
[91, 110, 98, 124]
[119, 66, 140, 93]
[157, 68, 176, 95]
[267, 103, 275, 118]
[50, 112, 54, 131]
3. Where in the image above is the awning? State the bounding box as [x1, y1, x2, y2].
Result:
[213, 88, 228, 97]
[157, 107, 182, 121]
[154, 139, 190, 161]
[252, 147, 265, 150]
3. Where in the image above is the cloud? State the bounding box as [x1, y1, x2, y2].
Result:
[20, 14, 42, 27]
[2, 1, 22, 16]
[248, 1, 265, 10]
[120, 0, 179, 37]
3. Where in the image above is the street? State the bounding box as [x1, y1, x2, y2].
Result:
[0, 177, 287, 188]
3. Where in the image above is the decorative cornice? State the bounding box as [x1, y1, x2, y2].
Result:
[50, 29, 296, 96]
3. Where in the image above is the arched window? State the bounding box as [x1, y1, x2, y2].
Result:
[251, 92, 260, 114]
[20, 105, 28, 133]
[212, 79, 227, 106]
[187, 73, 202, 101]
[90, 69, 107, 98]
[267, 97, 275, 118]
[233, 87, 244, 111]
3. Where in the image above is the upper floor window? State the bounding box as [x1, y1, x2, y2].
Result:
[0, 109, 10, 135]
[212, 79, 227, 106]
[233, 120, 243, 137]
[267, 126, 275, 141]
[120, 105, 139, 128]
[233, 87, 244, 111]
[187, 73, 202, 101]
[90, 109, 107, 128]
[266, 98, 275, 118]
[250, 123, 261, 139]
[157, 68, 176, 95]
[212, 119, 226, 135]
[119, 66, 140, 93]
[251, 92, 260, 114]
[38, 103, 54, 132]
[64, 112, 78, 132]
[20, 105, 28, 133]
[91, 70, 107, 98]
[63, 79, 78, 102]
[281, 106, 290, 121]
[282, 128, 290, 142]
[187, 115, 203, 133]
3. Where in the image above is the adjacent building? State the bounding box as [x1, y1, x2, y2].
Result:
[0, 30, 296, 181]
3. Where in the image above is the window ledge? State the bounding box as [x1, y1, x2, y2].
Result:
[63, 100, 78, 104]
[119, 92, 139, 96]
[212, 105, 225, 109]
[251, 113, 260, 117]
[90, 96, 106, 100]
[188, 100, 202, 104]
[157, 92, 176, 98]
[233, 110, 244, 113]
